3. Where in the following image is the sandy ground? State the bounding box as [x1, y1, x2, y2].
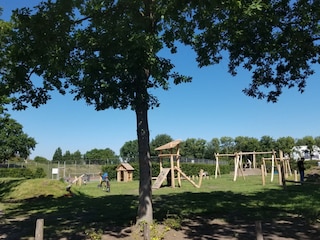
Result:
[100, 216, 320, 240]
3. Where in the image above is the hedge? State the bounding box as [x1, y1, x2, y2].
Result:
[0, 167, 46, 179]
[101, 162, 231, 181]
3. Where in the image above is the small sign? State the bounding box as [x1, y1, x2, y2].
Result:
[52, 168, 59, 174]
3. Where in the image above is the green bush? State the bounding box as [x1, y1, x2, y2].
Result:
[115, 162, 231, 180]
[33, 167, 46, 178]
[99, 162, 232, 181]
[101, 164, 118, 180]
[0, 167, 46, 179]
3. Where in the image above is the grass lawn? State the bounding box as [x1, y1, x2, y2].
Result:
[0, 172, 320, 239]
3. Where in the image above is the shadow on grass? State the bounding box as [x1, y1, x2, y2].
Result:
[0, 182, 319, 239]
[153, 183, 320, 240]
[0, 179, 25, 200]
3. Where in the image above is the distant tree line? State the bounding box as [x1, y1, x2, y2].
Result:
[31, 134, 320, 164]
[120, 134, 320, 163]
[2, 111, 319, 165]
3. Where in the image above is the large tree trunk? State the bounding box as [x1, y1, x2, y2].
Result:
[135, 104, 153, 239]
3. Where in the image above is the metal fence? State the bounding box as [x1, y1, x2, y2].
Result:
[2, 157, 229, 180]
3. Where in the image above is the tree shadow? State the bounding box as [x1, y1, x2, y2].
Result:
[0, 179, 25, 200]
[0, 181, 319, 239]
[152, 183, 320, 239]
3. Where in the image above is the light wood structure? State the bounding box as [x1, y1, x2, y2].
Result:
[261, 150, 292, 185]
[153, 140, 203, 189]
[215, 151, 280, 182]
[116, 163, 134, 182]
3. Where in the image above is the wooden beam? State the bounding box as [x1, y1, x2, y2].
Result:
[158, 153, 180, 157]
[238, 151, 273, 155]
[155, 139, 182, 151]
[215, 153, 236, 157]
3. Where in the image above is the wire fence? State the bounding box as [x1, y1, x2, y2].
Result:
[2, 157, 229, 180]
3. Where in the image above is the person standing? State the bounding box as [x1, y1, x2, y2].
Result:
[297, 157, 305, 183]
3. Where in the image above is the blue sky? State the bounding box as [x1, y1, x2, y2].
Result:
[1, 1, 320, 160]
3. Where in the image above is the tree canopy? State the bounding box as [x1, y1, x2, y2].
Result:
[0, 113, 37, 162]
[120, 139, 139, 162]
[85, 148, 118, 163]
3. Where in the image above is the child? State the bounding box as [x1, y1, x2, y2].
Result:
[99, 172, 110, 192]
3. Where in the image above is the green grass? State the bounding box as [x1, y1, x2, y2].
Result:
[0, 173, 320, 239]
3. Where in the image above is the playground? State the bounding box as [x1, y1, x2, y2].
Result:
[1, 165, 320, 239]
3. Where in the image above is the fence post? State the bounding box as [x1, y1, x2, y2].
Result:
[255, 220, 264, 240]
[35, 218, 44, 240]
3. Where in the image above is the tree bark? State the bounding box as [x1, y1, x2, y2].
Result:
[135, 103, 153, 239]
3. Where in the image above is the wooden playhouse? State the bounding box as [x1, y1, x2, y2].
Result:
[116, 163, 134, 182]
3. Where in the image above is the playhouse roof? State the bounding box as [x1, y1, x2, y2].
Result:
[117, 163, 134, 171]
[155, 139, 182, 151]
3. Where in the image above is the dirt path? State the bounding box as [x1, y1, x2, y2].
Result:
[100, 216, 320, 240]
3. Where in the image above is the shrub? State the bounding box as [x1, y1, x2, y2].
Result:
[33, 167, 46, 178]
[0, 167, 47, 179]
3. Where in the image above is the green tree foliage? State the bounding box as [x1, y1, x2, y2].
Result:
[120, 140, 139, 162]
[0, 113, 36, 162]
[72, 150, 82, 161]
[314, 136, 320, 147]
[234, 136, 260, 152]
[204, 138, 220, 159]
[53, 149, 83, 164]
[34, 156, 48, 163]
[259, 135, 276, 152]
[186, 0, 320, 102]
[63, 150, 72, 163]
[276, 137, 295, 156]
[85, 148, 118, 164]
[220, 136, 235, 154]
[0, 9, 12, 79]
[181, 138, 207, 159]
[150, 134, 173, 157]
[52, 147, 63, 162]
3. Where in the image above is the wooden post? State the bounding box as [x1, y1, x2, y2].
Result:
[214, 154, 220, 179]
[294, 170, 298, 182]
[170, 154, 175, 188]
[255, 220, 264, 240]
[261, 164, 265, 186]
[177, 154, 181, 187]
[159, 150, 163, 172]
[286, 159, 292, 176]
[198, 169, 204, 187]
[281, 161, 286, 189]
[233, 155, 238, 182]
[238, 155, 246, 179]
[78, 176, 82, 186]
[239, 153, 243, 171]
[35, 218, 44, 240]
[253, 152, 256, 169]
[262, 159, 267, 176]
[277, 164, 282, 185]
[271, 155, 275, 182]
[282, 152, 289, 178]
